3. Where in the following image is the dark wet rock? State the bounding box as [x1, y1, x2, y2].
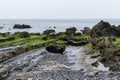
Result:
[100, 57, 111, 64]
[66, 27, 77, 36]
[53, 26, 56, 28]
[91, 62, 99, 67]
[91, 20, 111, 37]
[42, 36, 48, 40]
[43, 29, 55, 35]
[116, 25, 120, 31]
[91, 20, 120, 37]
[46, 45, 66, 53]
[13, 24, 31, 29]
[75, 32, 82, 36]
[81, 27, 91, 35]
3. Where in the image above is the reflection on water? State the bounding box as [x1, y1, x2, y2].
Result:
[66, 47, 110, 71]
[66, 47, 82, 70]
[93, 62, 109, 71]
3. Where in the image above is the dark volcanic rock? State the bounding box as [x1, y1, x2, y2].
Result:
[81, 27, 91, 35]
[13, 24, 31, 29]
[43, 29, 55, 35]
[66, 27, 77, 36]
[91, 20, 120, 37]
[46, 45, 66, 53]
[75, 32, 82, 36]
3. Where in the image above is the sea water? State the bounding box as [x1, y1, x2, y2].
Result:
[0, 19, 120, 33]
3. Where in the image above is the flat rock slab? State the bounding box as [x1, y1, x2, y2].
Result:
[6, 47, 120, 80]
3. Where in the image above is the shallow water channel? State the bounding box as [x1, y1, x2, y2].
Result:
[65, 47, 109, 71]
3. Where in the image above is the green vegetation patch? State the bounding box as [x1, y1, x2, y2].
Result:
[113, 37, 120, 48]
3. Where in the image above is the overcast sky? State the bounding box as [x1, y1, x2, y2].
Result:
[0, 0, 119, 19]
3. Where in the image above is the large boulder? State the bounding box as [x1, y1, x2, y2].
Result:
[66, 27, 77, 36]
[46, 45, 66, 53]
[43, 29, 55, 35]
[91, 20, 119, 37]
[13, 24, 31, 29]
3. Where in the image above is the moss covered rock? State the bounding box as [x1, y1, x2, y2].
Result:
[19, 32, 29, 38]
[43, 29, 55, 35]
[66, 27, 77, 36]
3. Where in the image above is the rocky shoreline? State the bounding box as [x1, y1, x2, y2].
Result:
[6, 47, 120, 80]
[0, 20, 120, 79]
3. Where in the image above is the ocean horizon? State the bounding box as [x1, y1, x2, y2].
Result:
[0, 19, 120, 33]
